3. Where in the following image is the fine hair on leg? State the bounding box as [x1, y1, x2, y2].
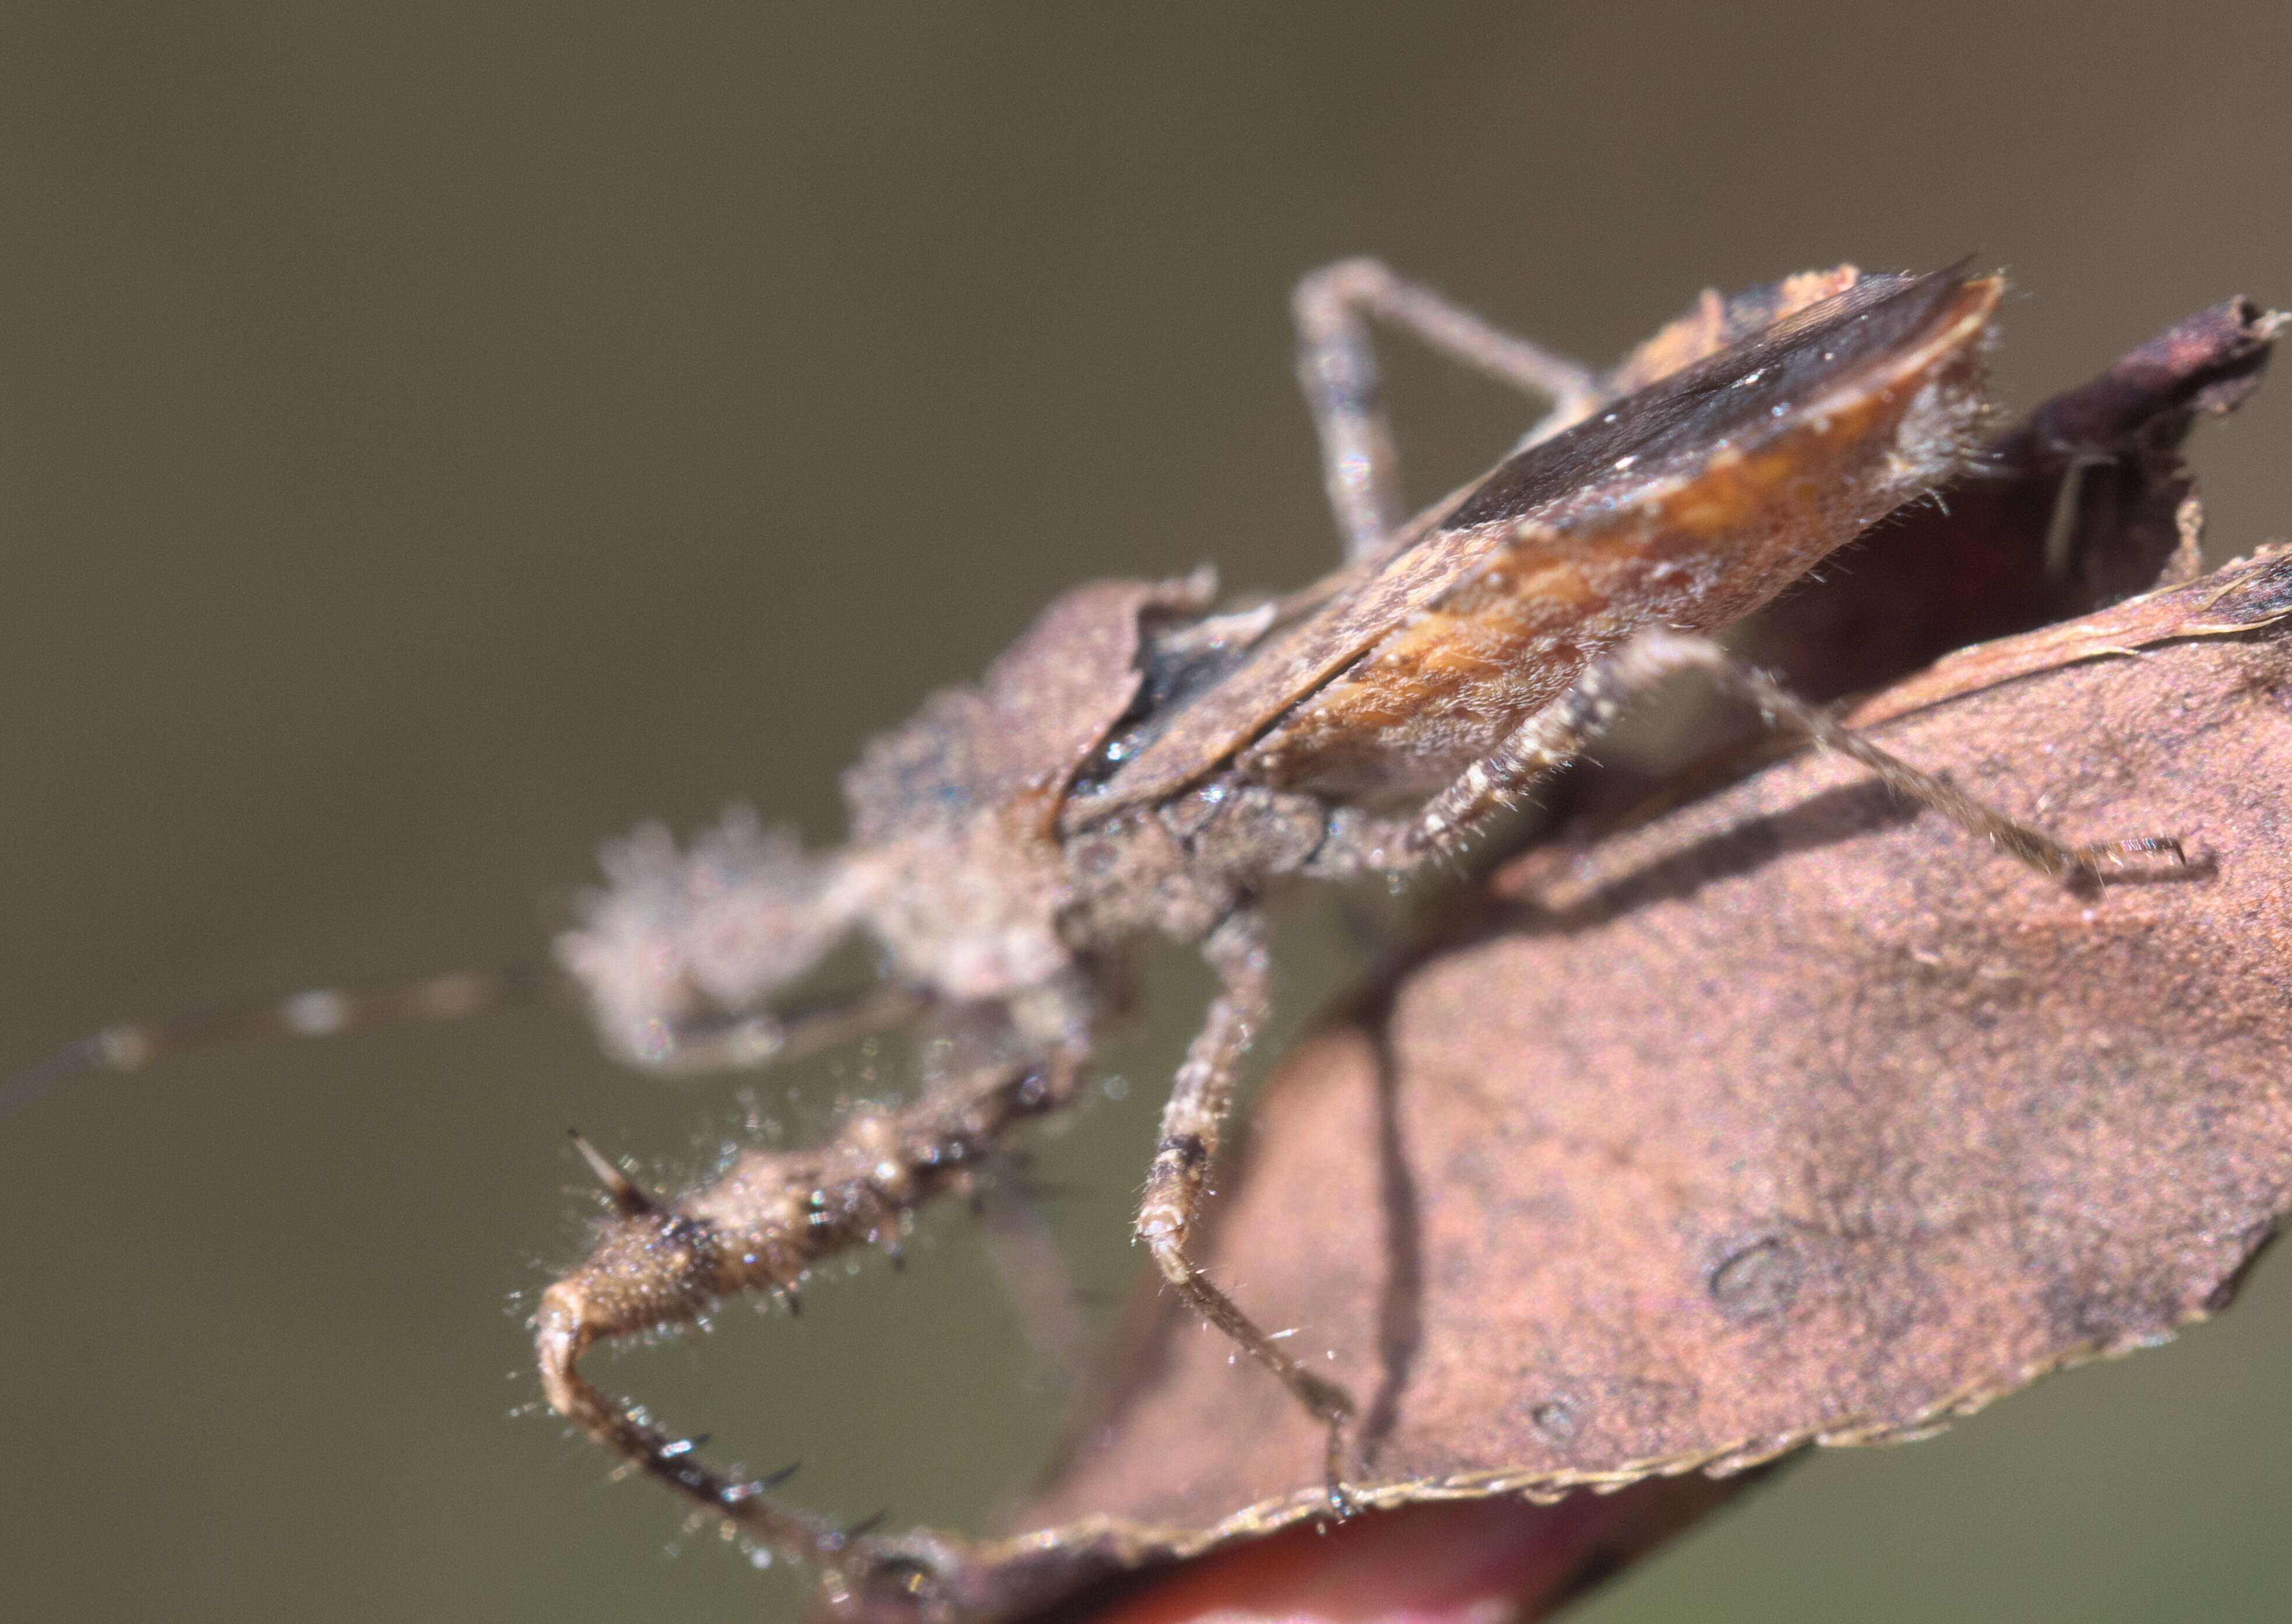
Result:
[534, 1042, 1083, 1580]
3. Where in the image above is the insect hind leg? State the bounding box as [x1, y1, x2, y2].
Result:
[1135, 908, 1357, 1508]
[1293, 258, 1600, 563]
[1405, 628, 2187, 885]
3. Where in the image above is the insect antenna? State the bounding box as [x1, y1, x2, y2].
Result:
[0, 959, 572, 1119]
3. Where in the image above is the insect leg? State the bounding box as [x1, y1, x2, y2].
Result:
[1135, 908, 1357, 1506]
[536, 1044, 1082, 1580]
[1293, 258, 1601, 562]
[1405, 629, 2187, 884]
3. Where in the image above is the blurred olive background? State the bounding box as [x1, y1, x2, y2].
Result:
[3, 5, 2289, 1621]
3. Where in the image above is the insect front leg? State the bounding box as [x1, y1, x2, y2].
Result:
[534, 1042, 1083, 1586]
[1293, 258, 1602, 562]
[1135, 908, 1358, 1506]
[1406, 628, 2187, 883]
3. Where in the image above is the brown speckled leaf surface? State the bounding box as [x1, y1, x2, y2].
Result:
[1021, 553, 2292, 1548]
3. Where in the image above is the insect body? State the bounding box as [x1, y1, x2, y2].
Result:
[7, 259, 2182, 1611]
[524, 261, 2178, 1597]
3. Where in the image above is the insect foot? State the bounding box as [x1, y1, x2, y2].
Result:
[536, 1047, 1081, 1584]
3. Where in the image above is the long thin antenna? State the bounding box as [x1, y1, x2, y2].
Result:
[0, 961, 573, 1119]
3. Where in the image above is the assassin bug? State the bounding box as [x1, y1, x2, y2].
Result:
[6, 260, 2182, 1604]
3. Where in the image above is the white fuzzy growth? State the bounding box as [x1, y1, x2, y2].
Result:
[555, 807, 857, 1065]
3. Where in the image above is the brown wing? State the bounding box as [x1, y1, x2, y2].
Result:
[1594, 264, 1860, 403]
[1068, 263, 1980, 827]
